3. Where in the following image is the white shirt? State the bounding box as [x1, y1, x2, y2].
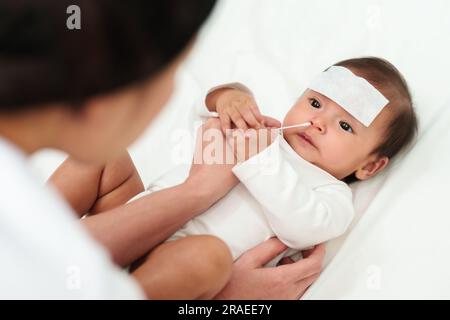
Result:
[169, 134, 354, 260]
[0, 138, 143, 299]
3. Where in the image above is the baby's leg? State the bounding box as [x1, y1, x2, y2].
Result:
[89, 152, 144, 214]
[131, 235, 233, 299]
[49, 151, 144, 216]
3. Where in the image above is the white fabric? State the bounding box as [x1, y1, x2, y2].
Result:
[167, 135, 353, 260]
[30, 0, 450, 298]
[308, 66, 389, 127]
[0, 138, 143, 299]
[303, 101, 450, 299]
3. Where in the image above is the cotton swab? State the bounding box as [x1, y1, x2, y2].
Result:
[278, 122, 312, 131]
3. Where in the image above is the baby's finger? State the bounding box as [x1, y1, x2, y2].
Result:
[229, 107, 249, 131]
[219, 113, 231, 135]
[249, 103, 265, 123]
[261, 116, 282, 128]
[238, 107, 261, 129]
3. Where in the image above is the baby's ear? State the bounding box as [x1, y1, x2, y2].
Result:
[355, 155, 389, 180]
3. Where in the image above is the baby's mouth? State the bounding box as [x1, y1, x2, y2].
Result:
[297, 132, 317, 149]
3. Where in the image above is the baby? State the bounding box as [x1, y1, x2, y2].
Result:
[157, 57, 418, 259]
[58, 57, 417, 299]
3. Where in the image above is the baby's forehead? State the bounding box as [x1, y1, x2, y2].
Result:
[304, 89, 392, 132]
[305, 89, 332, 103]
[306, 66, 390, 127]
[305, 89, 359, 120]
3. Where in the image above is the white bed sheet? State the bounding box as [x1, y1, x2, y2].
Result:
[30, 0, 450, 298]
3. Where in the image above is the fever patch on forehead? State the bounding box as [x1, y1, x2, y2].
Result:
[308, 66, 389, 127]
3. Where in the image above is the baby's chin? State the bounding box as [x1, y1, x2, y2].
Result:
[283, 133, 344, 179]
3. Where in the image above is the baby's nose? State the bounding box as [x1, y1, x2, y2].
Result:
[311, 120, 326, 133]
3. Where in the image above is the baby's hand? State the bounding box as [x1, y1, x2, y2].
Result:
[212, 89, 280, 134]
[226, 127, 279, 163]
[215, 88, 264, 132]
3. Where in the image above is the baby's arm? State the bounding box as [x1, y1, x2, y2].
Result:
[232, 137, 354, 250]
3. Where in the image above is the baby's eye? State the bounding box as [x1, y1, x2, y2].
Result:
[339, 121, 353, 133]
[309, 98, 321, 108]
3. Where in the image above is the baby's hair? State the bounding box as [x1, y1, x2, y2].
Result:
[332, 57, 418, 183]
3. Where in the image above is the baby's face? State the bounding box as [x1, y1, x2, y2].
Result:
[283, 89, 391, 180]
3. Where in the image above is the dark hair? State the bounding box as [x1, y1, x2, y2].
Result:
[333, 57, 418, 183]
[0, 0, 216, 112]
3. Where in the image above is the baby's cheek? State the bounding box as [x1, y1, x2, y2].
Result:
[321, 142, 347, 166]
[282, 108, 302, 127]
[281, 112, 292, 127]
[325, 143, 357, 171]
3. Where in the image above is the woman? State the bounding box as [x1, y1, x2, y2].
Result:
[0, 0, 324, 299]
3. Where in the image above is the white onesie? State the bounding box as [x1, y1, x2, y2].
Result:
[165, 133, 355, 260]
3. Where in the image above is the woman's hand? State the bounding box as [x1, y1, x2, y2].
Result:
[185, 118, 239, 209]
[206, 87, 281, 133]
[214, 238, 325, 300]
[226, 127, 280, 163]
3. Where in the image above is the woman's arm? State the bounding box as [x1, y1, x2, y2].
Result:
[81, 177, 222, 267]
[63, 118, 237, 267]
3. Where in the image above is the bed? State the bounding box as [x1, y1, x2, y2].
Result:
[30, 0, 450, 299]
